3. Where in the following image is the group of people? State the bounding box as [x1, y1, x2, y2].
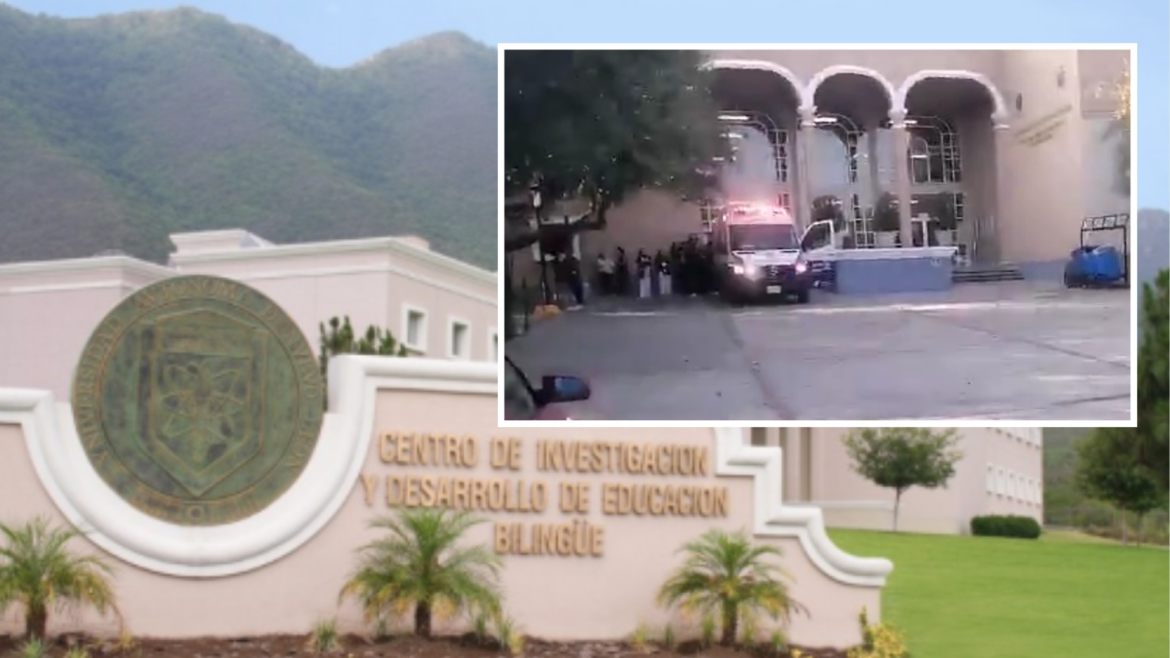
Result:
[593, 237, 719, 300]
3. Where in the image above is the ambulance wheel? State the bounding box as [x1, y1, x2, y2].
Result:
[794, 289, 810, 304]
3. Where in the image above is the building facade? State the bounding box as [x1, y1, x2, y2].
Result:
[749, 427, 1044, 535]
[512, 48, 1130, 290]
[0, 229, 498, 400]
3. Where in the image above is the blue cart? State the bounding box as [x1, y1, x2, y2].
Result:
[1063, 213, 1130, 288]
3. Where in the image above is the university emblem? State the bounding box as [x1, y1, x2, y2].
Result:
[72, 276, 324, 526]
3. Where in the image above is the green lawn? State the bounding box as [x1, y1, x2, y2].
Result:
[828, 529, 1168, 658]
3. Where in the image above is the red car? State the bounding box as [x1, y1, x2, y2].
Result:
[504, 356, 591, 420]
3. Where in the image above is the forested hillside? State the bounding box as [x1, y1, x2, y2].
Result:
[0, 5, 496, 267]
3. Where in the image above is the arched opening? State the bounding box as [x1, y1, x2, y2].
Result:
[707, 64, 804, 229]
[809, 69, 897, 248]
[902, 74, 1001, 260]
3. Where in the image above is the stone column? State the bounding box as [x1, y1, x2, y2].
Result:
[795, 105, 818, 230]
[889, 108, 914, 247]
[985, 114, 1011, 263]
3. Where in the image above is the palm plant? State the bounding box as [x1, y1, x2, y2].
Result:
[0, 517, 118, 641]
[657, 529, 806, 647]
[340, 508, 502, 639]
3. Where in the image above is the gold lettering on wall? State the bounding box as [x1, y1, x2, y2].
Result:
[361, 437, 726, 557]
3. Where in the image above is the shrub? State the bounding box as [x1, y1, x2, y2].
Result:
[339, 508, 502, 639]
[494, 615, 524, 656]
[657, 529, 806, 647]
[0, 517, 119, 641]
[18, 638, 46, 658]
[629, 622, 650, 652]
[847, 607, 909, 658]
[308, 618, 341, 653]
[661, 624, 676, 651]
[971, 515, 1042, 539]
[700, 614, 716, 648]
[768, 629, 788, 656]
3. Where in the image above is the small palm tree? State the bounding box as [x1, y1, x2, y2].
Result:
[657, 529, 806, 647]
[0, 517, 118, 641]
[340, 509, 502, 639]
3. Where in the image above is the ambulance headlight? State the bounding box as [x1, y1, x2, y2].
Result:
[732, 264, 759, 278]
[794, 260, 809, 274]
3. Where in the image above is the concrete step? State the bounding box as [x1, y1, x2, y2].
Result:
[952, 263, 1026, 283]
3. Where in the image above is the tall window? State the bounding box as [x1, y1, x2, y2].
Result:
[402, 306, 428, 353]
[906, 116, 962, 184]
[448, 319, 470, 360]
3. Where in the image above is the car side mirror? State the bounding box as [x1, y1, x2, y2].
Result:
[538, 375, 591, 405]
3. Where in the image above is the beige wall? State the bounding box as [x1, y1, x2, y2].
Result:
[752, 427, 1044, 535]
[0, 416, 881, 647]
[993, 50, 1086, 264]
[0, 232, 498, 400]
[513, 49, 1131, 270]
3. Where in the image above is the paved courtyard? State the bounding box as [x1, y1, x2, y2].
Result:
[505, 281, 1133, 421]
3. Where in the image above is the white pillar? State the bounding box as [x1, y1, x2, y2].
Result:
[796, 105, 820, 231]
[889, 107, 914, 247]
[985, 115, 1011, 263]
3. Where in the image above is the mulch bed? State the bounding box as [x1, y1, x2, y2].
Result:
[0, 634, 848, 658]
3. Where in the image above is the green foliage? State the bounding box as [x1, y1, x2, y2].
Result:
[471, 611, 490, 645]
[504, 50, 728, 224]
[1076, 427, 1167, 544]
[847, 607, 909, 658]
[339, 508, 502, 639]
[307, 618, 341, 653]
[699, 614, 716, 648]
[0, 7, 496, 269]
[317, 316, 410, 405]
[628, 622, 650, 652]
[1136, 270, 1169, 492]
[17, 637, 46, 658]
[970, 515, 1043, 539]
[1042, 428, 1091, 512]
[493, 614, 524, 655]
[768, 629, 788, 656]
[63, 646, 90, 658]
[657, 528, 805, 647]
[843, 428, 963, 531]
[661, 623, 676, 650]
[0, 517, 118, 641]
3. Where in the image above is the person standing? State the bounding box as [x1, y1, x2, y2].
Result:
[655, 249, 672, 297]
[615, 247, 629, 296]
[564, 253, 584, 308]
[595, 252, 614, 296]
[636, 249, 652, 299]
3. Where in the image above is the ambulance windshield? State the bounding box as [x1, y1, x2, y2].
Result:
[729, 224, 799, 252]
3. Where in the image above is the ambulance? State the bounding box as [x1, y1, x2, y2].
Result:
[711, 202, 836, 303]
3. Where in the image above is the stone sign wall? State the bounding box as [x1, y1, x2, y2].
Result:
[0, 277, 890, 648]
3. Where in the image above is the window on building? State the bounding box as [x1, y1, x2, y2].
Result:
[402, 306, 427, 353]
[750, 427, 768, 447]
[448, 319, 470, 360]
[986, 465, 996, 493]
[488, 330, 498, 362]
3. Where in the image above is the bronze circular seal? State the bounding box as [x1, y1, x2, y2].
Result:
[72, 275, 325, 526]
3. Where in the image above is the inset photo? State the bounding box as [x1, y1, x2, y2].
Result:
[501, 45, 1138, 424]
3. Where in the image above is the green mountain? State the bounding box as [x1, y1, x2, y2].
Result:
[0, 5, 496, 268]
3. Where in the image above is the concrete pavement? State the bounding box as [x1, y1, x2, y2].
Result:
[505, 281, 1132, 421]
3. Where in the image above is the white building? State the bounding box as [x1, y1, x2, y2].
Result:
[750, 427, 1044, 534]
